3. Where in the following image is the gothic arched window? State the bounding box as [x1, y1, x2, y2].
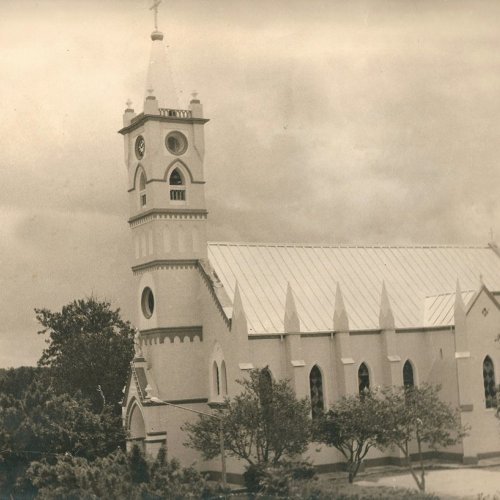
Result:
[483, 356, 497, 409]
[309, 365, 324, 419]
[139, 171, 147, 208]
[256, 367, 273, 411]
[221, 361, 228, 396]
[169, 168, 186, 201]
[213, 361, 220, 396]
[403, 360, 415, 388]
[358, 363, 370, 394]
[128, 403, 146, 452]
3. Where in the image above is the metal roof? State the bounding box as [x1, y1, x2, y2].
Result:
[207, 243, 500, 333]
[423, 290, 476, 327]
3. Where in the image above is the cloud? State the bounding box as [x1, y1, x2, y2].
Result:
[2, 0, 500, 365]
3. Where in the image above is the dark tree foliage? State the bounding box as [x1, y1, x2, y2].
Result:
[36, 297, 135, 412]
[0, 366, 44, 399]
[26, 446, 211, 499]
[316, 390, 389, 483]
[183, 369, 312, 467]
[0, 374, 126, 496]
[0, 298, 134, 496]
[129, 444, 149, 484]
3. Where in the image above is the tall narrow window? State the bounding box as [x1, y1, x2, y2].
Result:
[213, 361, 220, 396]
[258, 368, 273, 406]
[169, 168, 186, 201]
[139, 172, 147, 207]
[358, 363, 370, 394]
[309, 365, 324, 419]
[483, 356, 497, 409]
[221, 361, 228, 396]
[403, 360, 415, 388]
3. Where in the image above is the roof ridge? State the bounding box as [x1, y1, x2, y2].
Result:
[208, 241, 490, 249]
[425, 289, 476, 299]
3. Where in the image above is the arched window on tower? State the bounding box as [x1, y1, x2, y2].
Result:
[169, 168, 186, 202]
[403, 360, 415, 388]
[139, 172, 147, 208]
[213, 361, 220, 397]
[358, 363, 370, 394]
[483, 356, 497, 409]
[309, 365, 324, 419]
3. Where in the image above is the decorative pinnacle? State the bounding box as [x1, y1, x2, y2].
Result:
[147, 87, 154, 96]
[126, 99, 133, 109]
[191, 91, 199, 100]
[284, 282, 300, 333]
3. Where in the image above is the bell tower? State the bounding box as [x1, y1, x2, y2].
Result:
[118, 7, 209, 348]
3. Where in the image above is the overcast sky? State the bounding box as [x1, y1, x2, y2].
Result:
[2, 0, 500, 367]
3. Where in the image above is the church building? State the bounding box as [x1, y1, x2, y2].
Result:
[120, 12, 500, 479]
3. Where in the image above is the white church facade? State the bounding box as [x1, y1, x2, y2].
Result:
[121, 19, 500, 480]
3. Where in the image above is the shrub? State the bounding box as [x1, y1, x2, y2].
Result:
[26, 445, 213, 499]
[247, 460, 317, 497]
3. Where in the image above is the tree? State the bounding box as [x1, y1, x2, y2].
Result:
[183, 369, 312, 467]
[316, 390, 388, 483]
[129, 444, 149, 484]
[0, 370, 126, 497]
[26, 446, 212, 500]
[36, 297, 135, 412]
[378, 384, 467, 492]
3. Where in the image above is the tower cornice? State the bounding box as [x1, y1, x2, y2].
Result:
[128, 208, 208, 227]
[118, 112, 209, 135]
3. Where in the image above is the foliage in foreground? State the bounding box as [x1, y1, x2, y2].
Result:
[0, 298, 134, 496]
[183, 369, 312, 467]
[315, 390, 389, 483]
[0, 370, 125, 497]
[247, 461, 440, 500]
[379, 384, 467, 492]
[26, 445, 213, 500]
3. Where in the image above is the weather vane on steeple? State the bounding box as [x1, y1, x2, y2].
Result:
[150, 0, 162, 31]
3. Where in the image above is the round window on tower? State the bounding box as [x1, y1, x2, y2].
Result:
[135, 135, 145, 160]
[141, 287, 155, 319]
[165, 131, 188, 156]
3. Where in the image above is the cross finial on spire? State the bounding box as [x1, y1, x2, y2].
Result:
[150, 0, 162, 31]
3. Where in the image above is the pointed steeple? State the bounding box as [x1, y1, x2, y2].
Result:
[284, 282, 301, 333]
[145, 1, 179, 109]
[333, 283, 349, 332]
[231, 282, 248, 335]
[379, 281, 395, 330]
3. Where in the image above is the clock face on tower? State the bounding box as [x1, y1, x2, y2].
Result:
[135, 135, 145, 160]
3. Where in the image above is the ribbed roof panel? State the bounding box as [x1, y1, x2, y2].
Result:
[207, 243, 500, 333]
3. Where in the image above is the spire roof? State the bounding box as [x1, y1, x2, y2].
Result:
[284, 283, 301, 333]
[144, 1, 179, 109]
[333, 282, 349, 332]
[379, 281, 395, 330]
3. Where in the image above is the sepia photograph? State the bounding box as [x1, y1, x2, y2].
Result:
[1, 0, 500, 497]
